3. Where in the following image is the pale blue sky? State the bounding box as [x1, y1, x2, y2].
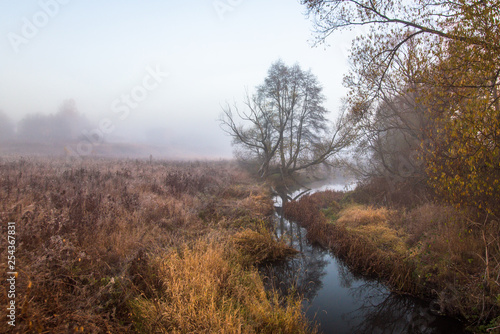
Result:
[0, 0, 356, 158]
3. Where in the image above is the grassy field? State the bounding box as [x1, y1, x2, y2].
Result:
[0, 158, 315, 333]
[284, 190, 500, 332]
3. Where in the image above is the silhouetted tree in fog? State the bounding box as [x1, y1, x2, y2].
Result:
[220, 60, 356, 185]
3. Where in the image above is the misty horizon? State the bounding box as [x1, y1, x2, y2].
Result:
[0, 0, 358, 159]
[0, 98, 233, 159]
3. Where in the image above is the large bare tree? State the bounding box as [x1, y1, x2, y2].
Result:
[220, 60, 355, 184]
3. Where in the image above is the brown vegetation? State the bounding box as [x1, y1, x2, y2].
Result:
[284, 191, 416, 292]
[130, 240, 309, 334]
[232, 228, 299, 265]
[284, 190, 500, 331]
[0, 158, 313, 333]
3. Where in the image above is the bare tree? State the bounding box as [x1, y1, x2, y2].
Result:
[220, 60, 356, 184]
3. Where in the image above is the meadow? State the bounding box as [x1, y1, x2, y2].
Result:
[0, 157, 314, 333]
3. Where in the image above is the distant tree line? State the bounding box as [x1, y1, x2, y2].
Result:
[0, 99, 91, 144]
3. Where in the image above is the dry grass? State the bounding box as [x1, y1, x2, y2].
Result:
[337, 204, 391, 226]
[395, 203, 500, 325]
[284, 192, 413, 290]
[0, 157, 312, 333]
[336, 205, 407, 255]
[232, 228, 299, 265]
[284, 190, 500, 330]
[130, 240, 312, 334]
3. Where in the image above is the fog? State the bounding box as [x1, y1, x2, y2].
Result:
[0, 101, 227, 159]
[0, 0, 358, 159]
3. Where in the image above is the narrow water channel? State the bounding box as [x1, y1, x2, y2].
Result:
[263, 188, 466, 334]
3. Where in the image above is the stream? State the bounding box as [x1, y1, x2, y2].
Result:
[263, 184, 466, 334]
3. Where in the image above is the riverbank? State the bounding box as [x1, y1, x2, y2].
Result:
[284, 190, 500, 333]
[0, 158, 313, 333]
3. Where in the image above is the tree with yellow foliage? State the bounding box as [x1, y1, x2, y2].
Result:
[303, 0, 500, 218]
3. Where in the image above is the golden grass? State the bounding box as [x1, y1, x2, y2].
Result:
[232, 228, 299, 265]
[335, 205, 406, 254]
[336, 204, 391, 227]
[130, 240, 314, 334]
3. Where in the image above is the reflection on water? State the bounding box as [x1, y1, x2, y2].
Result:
[263, 209, 466, 334]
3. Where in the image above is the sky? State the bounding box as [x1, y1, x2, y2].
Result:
[0, 0, 357, 158]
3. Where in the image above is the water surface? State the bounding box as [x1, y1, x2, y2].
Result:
[265, 202, 465, 333]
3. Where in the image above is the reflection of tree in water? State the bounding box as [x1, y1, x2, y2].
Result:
[336, 260, 465, 334]
[268, 202, 465, 334]
[260, 213, 329, 303]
